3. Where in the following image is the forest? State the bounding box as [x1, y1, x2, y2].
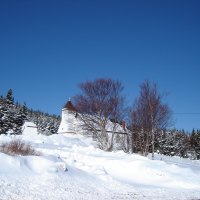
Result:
[0, 89, 60, 135]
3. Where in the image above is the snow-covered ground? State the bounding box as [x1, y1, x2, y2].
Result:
[0, 133, 200, 200]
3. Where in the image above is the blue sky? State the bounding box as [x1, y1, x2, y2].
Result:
[0, 0, 200, 131]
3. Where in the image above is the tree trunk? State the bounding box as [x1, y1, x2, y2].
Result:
[152, 128, 155, 160]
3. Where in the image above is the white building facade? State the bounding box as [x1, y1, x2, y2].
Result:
[58, 101, 78, 134]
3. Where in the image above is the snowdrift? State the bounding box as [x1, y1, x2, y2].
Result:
[0, 133, 200, 200]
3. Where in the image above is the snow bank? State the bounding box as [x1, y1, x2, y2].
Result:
[0, 152, 67, 174]
[22, 121, 38, 135]
[0, 134, 67, 174]
[0, 133, 200, 200]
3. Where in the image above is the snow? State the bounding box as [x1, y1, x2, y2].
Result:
[0, 132, 200, 200]
[22, 121, 38, 135]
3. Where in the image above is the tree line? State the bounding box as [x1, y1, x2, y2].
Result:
[1, 79, 199, 159]
[0, 89, 60, 135]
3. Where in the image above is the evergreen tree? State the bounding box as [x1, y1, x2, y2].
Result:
[190, 129, 200, 159]
[21, 102, 28, 116]
[0, 89, 60, 135]
[157, 130, 177, 156]
[6, 89, 14, 106]
[157, 129, 190, 158]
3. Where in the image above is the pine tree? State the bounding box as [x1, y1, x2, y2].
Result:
[157, 129, 191, 158]
[0, 97, 8, 134]
[21, 102, 28, 116]
[6, 89, 14, 106]
[190, 129, 200, 159]
[158, 130, 177, 156]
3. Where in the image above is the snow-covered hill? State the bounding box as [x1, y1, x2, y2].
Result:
[0, 133, 200, 200]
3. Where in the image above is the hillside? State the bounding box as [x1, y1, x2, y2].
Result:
[0, 90, 60, 135]
[0, 132, 200, 200]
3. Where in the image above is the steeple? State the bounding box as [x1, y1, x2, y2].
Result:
[63, 100, 77, 112]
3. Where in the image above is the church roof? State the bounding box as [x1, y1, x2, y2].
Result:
[63, 100, 77, 112]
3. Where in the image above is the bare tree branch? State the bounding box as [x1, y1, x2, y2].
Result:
[73, 78, 125, 151]
[130, 80, 172, 157]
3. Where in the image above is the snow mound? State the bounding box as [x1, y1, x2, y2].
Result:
[0, 153, 67, 174]
[0, 133, 200, 200]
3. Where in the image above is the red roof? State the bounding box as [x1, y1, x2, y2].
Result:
[63, 101, 77, 111]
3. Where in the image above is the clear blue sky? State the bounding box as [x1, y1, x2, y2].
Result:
[0, 0, 200, 131]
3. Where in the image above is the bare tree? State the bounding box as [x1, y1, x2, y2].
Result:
[73, 78, 125, 151]
[130, 80, 171, 158]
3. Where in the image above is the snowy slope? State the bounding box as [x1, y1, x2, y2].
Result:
[0, 133, 200, 200]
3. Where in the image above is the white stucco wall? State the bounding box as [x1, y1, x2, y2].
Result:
[58, 109, 77, 133]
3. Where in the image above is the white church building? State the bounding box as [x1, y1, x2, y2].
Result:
[58, 100, 129, 150]
[58, 100, 127, 135]
[58, 100, 79, 134]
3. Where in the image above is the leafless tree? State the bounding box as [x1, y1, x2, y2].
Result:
[73, 78, 125, 151]
[130, 80, 171, 158]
